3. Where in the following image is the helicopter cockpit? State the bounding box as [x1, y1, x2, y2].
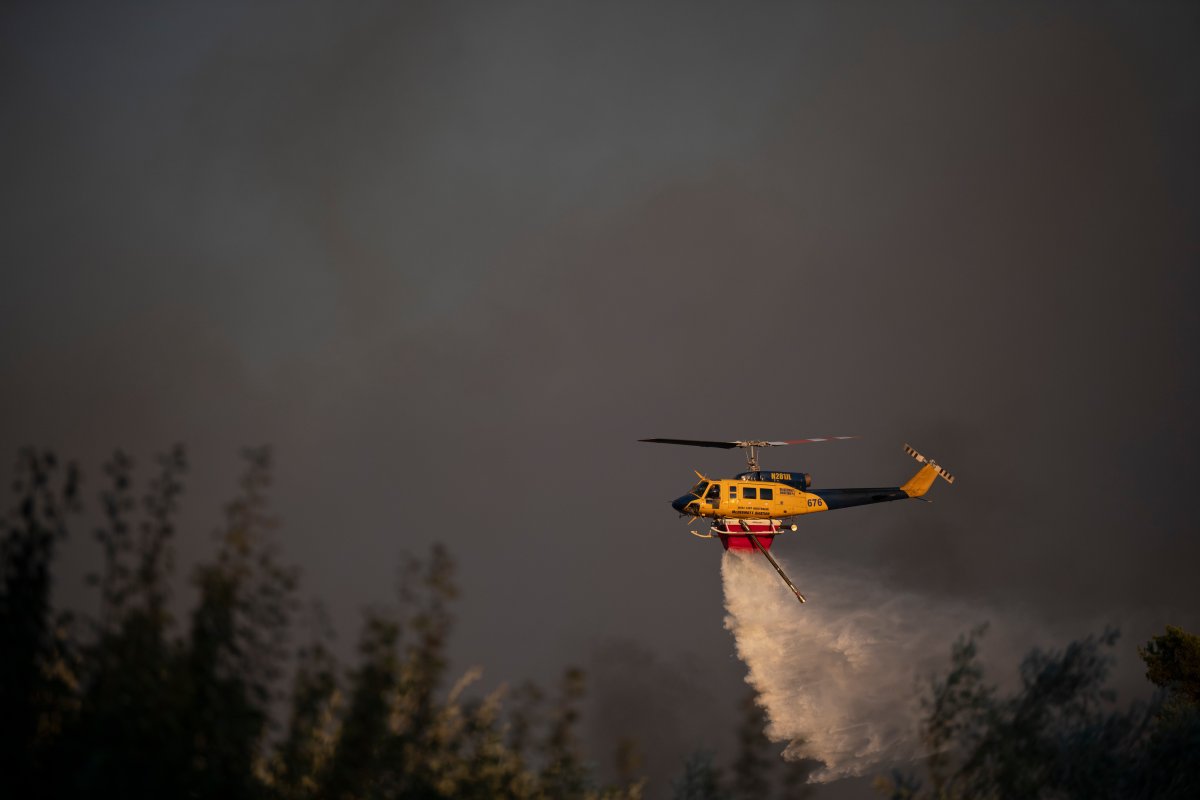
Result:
[673, 480, 721, 513]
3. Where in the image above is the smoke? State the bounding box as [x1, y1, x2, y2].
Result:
[721, 548, 1028, 782]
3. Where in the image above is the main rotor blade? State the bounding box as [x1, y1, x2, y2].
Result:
[638, 438, 740, 449]
[640, 436, 858, 449]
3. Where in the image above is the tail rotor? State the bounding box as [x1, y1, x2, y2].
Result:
[903, 443, 955, 484]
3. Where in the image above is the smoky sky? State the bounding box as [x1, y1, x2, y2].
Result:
[3, 1, 1199, 795]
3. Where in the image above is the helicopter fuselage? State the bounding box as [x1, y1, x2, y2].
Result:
[671, 467, 920, 520]
[673, 471, 827, 520]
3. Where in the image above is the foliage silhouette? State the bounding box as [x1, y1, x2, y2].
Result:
[730, 688, 815, 800]
[0, 449, 80, 796]
[1140, 625, 1200, 713]
[0, 447, 655, 799]
[876, 625, 1200, 800]
[672, 751, 729, 800]
[7, 446, 1196, 799]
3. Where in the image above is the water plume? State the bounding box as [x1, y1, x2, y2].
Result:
[721, 549, 1010, 782]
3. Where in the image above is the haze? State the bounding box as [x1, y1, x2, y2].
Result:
[3, 2, 1197, 796]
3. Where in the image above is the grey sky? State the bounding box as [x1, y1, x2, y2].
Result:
[3, 1, 1198, 795]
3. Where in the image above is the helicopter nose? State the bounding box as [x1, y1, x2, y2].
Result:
[671, 495, 691, 513]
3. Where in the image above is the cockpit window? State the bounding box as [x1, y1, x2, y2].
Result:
[705, 483, 721, 500]
[689, 481, 709, 498]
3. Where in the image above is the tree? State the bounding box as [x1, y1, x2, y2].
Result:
[271, 640, 340, 800]
[614, 735, 645, 794]
[0, 450, 80, 796]
[319, 610, 403, 799]
[1139, 625, 1200, 712]
[673, 751, 729, 800]
[56, 447, 194, 798]
[1136, 625, 1200, 799]
[731, 690, 772, 800]
[45, 446, 295, 799]
[540, 666, 590, 797]
[728, 687, 815, 800]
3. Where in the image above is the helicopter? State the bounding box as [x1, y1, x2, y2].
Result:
[639, 437, 955, 603]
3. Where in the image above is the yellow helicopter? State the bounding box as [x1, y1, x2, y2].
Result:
[639, 437, 955, 603]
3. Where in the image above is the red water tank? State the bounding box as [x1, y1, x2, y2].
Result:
[712, 519, 782, 551]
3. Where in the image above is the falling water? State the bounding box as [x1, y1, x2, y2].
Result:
[721, 549, 1008, 781]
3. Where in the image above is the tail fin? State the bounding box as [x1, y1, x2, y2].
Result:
[900, 443, 955, 498]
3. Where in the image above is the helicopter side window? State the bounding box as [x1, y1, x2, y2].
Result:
[742, 487, 757, 499]
[705, 484, 721, 501]
[728, 486, 737, 499]
[760, 488, 774, 501]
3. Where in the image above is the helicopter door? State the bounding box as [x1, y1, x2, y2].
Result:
[705, 482, 721, 510]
